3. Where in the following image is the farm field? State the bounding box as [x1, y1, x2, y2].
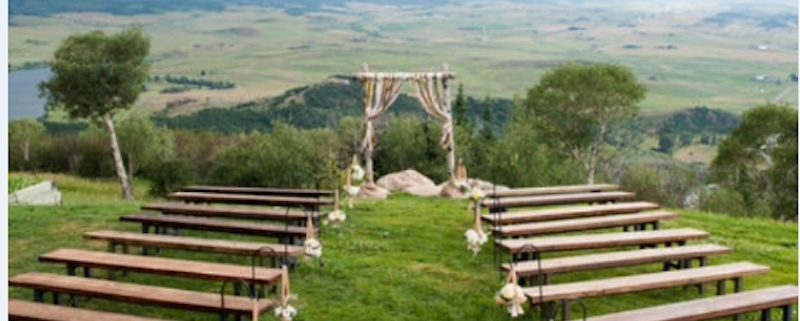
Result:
[7, 172, 798, 320]
[9, 0, 798, 115]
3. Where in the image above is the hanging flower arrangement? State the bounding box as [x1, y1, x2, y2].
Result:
[326, 189, 347, 226]
[345, 155, 365, 208]
[494, 264, 527, 318]
[274, 265, 298, 321]
[464, 204, 488, 256]
[303, 215, 323, 261]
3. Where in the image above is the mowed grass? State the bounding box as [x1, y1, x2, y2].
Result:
[7, 173, 798, 320]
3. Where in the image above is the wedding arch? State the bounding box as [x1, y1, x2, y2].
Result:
[353, 64, 457, 187]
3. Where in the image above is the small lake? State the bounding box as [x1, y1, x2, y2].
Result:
[9, 68, 50, 120]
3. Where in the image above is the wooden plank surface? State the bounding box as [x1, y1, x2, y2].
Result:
[523, 262, 770, 303]
[493, 211, 677, 237]
[9, 299, 172, 321]
[482, 202, 661, 225]
[143, 203, 309, 222]
[482, 191, 636, 210]
[502, 244, 732, 277]
[84, 230, 304, 257]
[168, 192, 333, 207]
[499, 228, 709, 254]
[121, 214, 307, 238]
[39, 249, 282, 285]
[585, 286, 798, 321]
[486, 184, 619, 198]
[10, 273, 275, 315]
[182, 185, 333, 197]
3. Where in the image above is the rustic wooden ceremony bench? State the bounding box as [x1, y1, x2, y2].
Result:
[492, 211, 677, 238]
[84, 230, 304, 265]
[9, 299, 172, 321]
[167, 192, 333, 212]
[482, 191, 637, 212]
[143, 202, 311, 224]
[482, 201, 661, 225]
[502, 244, 732, 285]
[120, 214, 307, 244]
[486, 184, 619, 198]
[39, 249, 282, 287]
[523, 262, 770, 321]
[181, 185, 333, 198]
[10, 273, 275, 320]
[581, 286, 797, 321]
[498, 228, 709, 256]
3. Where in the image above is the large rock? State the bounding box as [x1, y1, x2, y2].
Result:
[438, 181, 467, 199]
[9, 181, 62, 206]
[376, 169, 435, 192]
[472, 179, 510, 192]
[359, 183, 390, 199]
[403, 185, 442, 197]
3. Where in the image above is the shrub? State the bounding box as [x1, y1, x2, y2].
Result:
[143, 157, 193, 196]
[700, 187, 748, 216]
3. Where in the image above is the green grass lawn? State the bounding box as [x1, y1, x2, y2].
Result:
[7, 173, 798, 320]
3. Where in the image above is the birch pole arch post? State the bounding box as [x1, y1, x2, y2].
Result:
[353, 64, 457, 198]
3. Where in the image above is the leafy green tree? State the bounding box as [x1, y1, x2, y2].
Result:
[453, 83, 470, 127]
[711, 104, 798, 220]
[658, 133, 676, 154]
[527, 63, 646, 183]
[9, 119, 46, 171]
[39, 26, 150, 200]
[117, 114, 175, 180]
[480, 95, 495, 141]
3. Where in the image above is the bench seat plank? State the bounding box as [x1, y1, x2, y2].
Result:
[523, 262, 769, 303]
[487, 184, 619, 198]
[168, 192, 333, 208]
[121, 214, 307, 238]
[584, 286, 798, 321]
[10, 273, 274, 315]
[482, 191, 636, 210]
[143, 203, 309, 222]
[502, 244, 732, 277]
[499, 229, 709, 254]
[84, 230, 304, 257]
[39, 249, 282, 285]
[9, 299, 172, 321]
[482, 202, 661, 225]
[493, 211, 677, 237]
[182, 185, 333, 197]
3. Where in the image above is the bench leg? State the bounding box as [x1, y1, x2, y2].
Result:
[561, 300, 571, 321]
[66, 265, 76, 276]
[52, 292, 61, 305]
[653, 221, 661, 230]
[762, 308, 772, 321]
[731, 278, 744, 321]
[782, 305, 794, 321]
[33, 290, 44, 302]
[716, 280, 726, 295]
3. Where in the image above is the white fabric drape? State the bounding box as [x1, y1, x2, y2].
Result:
[361, 77, 404, 183]
[413, 75, 456, 179]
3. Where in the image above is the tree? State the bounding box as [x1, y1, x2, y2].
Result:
[527, 63, 646, 183]
[711, 104, 798, 220]
[453, 83, 470, 127]
[39, 27, 150, 200]
[480, 95, 495, 141]
[9, 119, 46, 171]
[117, 114, 175, 181]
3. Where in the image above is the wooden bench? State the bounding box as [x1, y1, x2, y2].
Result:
[9, 299, 172, 321]
[481, 191, 637, 212]
[142, 202, 310, 223]
[523, 262, 770, 321]
[502, 244, 732, 283]
[121, 214, 307, 243]
[182, 185, 333, 198]
[10, 273, 275, 319]
[498, 228, 710, 255]
[583, 286, 798, 321]
[492, 211, 677, 238]
[168, 192, 333, 211]
[482, 202, 661, 225]
[39, 249, 282, 287]
[84, 230, 304, 264]
[486, 184, 619, 198]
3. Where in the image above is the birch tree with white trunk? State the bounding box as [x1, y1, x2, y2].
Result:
[527, 63, 646, 184]
[40, 27, 150, 200]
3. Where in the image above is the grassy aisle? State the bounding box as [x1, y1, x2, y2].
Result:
[8, 173, 798, 320]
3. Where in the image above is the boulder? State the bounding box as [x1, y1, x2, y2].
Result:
[359, 183, 390, 199]
[403, 185, 442, 197]
[472, 179, 510, 192]
[376, 169, 436, 192]
[9, 181, 62, 206]
[438, 181, 468, 199]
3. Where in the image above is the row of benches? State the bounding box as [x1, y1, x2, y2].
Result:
[479, 184, 797, 321]
[10, 185, 333, 321]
